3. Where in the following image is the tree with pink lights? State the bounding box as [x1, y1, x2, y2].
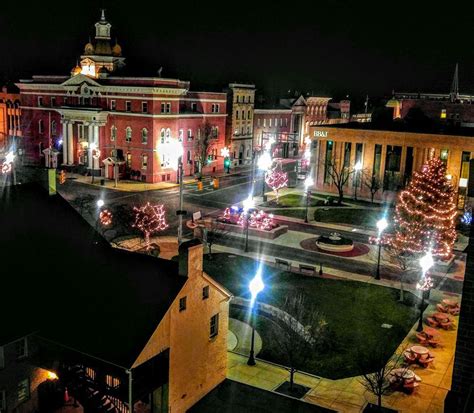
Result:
[132, 202, 169, 248]
[265, 166, 288, 203]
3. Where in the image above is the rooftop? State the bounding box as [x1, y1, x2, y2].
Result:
[0, 184, 186, 367]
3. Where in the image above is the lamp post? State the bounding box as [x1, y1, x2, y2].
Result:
[416, 251, 434, 332]
[247, 268, 264, 366]
[375, 218, 388, 280]
[94, 199, 105, 236]
[354, 161, 362, 200]
[2, 151, 16, 185]
[169, 140, 185, 244]
[221, 147, 230, 174]
[243, 196, 254, 252]
[258, 152, 272, 202]
[304, 176, 314, 223]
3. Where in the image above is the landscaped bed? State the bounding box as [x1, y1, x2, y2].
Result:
[204, 253, 418, 380]
[314, 208, 393, 228]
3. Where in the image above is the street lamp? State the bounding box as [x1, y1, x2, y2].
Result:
[2, 151, 17, 185]
[97, 199, 104, 208]
[247, 268, 264, 366]
[243, 196, 254, 252]
[258, 152, 272, 202]
[354, 161, 362, 200]
[416, 251, 434, 332]
[304, 176, 314, 223]
[375, 217, 388, 280]
[168, 139, 185, 244]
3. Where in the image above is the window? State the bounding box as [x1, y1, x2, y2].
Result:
[141, 128, 148, 144]
[110, 100, 116, 111]
[85, 367, 96, 380]
[234, 128, 239, 135]
[248, 96, 251, 103]
[141, 154, 148, 169]
[186, 150, 191, 164]
[285, 118, 288, 127]
[203, 285, 209, 299]
[64, 96, 68, 105]
[191, 102, 197, 112]
[125, 101, 131, 112]
[51, 120, 57, 136]
[0, 346, 4, 369]
[126, 153, 132, 167]
[141, 101, 148, 113]
[105, 375, 120, 389]
[178, 129, 184, 142]
[161, 102, 171, 113]
[257, 118, 261, 127]
[343, 142, 351, 168]
[241, 126, 245, 135]
[187, 129, 192, 141]
[38, 97, 43, 107]
[211, 104, 219, 113]
[263, 119, 266, 127]
[440, 109, 447, 119]
[0, 389, 5, 411]
[440, 149, 449, 165]
[248, 110, 251, 119]
[160, 128, 165, 143]
[15, 338, 27, 360]
[247, 126, 251, 134]
[324, 140, 333, 184]
[269, 118, 272, 127]
[165, 128, 171, 141]
[279, 117, 282, 127]
[179, 296, 187, 311]
[212, 126, 218, 138]
[242, 110, 246, 120]
[210, 314, 219, 338]
[236, 110, 239, 120]
[385, 145, 402, 172]
[274, 118, 277, 126]
[125, 127, 132, 143]
[38, 119, 44, 134]
[51, 97, 56, 107]
[373, 144, 382, 175]
[111, 125, 117, 141]
[17, 379, 29, 403]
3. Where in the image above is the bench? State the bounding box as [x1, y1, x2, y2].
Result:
[299, 264, 316, 276]
[275, 258, 291, 271]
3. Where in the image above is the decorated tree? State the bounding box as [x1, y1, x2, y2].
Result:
[391, 158, 457, 261]
[265, 166, 288, 203]
[132, 202, 169, 248]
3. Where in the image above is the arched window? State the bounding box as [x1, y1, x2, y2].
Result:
[141, 154, 148, 169]
[141, 128, 148, 144]
[187, 150, 191, 164]
[110, 126, 117, 141]
[160, 128, 165, 143]
[165, 128, 171, 141]
[38, 119, 44, 134]
[51, 120, 57, 136]
[125, 127, 132, 143]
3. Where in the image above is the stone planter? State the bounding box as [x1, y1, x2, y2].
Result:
[218, 221, 288, 240]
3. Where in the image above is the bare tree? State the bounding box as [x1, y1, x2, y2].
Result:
[270, 293, 327, 392]
[359, 349, 406, 411]
[363, 171, 383, 204]
[325, 158, 355, 204]
[193, 121, 216, 177]
[69, 193, 96, 217]
[196, 219, 230, 259]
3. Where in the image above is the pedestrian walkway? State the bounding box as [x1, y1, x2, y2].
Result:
[227, 293, 458, 413]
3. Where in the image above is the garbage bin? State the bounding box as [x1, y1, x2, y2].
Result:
[213, 178, 219, 189]
[197, 181, 203, 191]
[100, 179, 105, 186]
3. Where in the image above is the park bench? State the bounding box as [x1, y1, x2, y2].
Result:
[299, 264, 316, 276]
[275, 258, 291, 271]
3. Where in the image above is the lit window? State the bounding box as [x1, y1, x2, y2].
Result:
[269, 118, 272, 127]
[165, 128, 171, 141]
[15, 338, 27, 360]
[263, 119, 266, 127]
[160, 128, 165, 143]
[105, 375, 120, 389]
[125, 101, 131, 112]
[257, 118, 261, 127]
[51, 120, 57, 136]
[142, 101, 148, 113]
[125, 127, 132, 143]
[178, 129, 184, 142]
[38, 120, 44, 134]
[187, 129, 192, 141]
[280, 118, 283, 127]
[202, 286, 210, 300]
[126, 153, 132, 167]
[440, 109, 447, 119]
[210, 314, 219, 338]
[179, 296, 187, 311]
[111, 126, 117, 141]
[17, 378, 29, 403]
[141, 128, 148, 144]
[142, 154, 148, 169]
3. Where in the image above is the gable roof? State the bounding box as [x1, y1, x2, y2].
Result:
[0, 184, 186, 367]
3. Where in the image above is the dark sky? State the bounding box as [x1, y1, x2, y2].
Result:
[1, 0, 473, 103]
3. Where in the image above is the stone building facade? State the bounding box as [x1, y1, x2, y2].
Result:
[0, 87, 21, 153]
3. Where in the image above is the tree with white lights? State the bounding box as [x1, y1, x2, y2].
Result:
[132, 202, 169, 248]
[265, 165, 288, 203]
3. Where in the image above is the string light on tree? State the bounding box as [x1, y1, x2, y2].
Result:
[99, 209, 113, 226]
[390, 158, 457, 259]
[132, 202, 169, 248]
[265, 166, 288, 202]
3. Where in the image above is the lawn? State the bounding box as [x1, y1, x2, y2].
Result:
[265, 208, 308, 219]
[204, 253, 418, 379]
[264, 194, 328, 208]
[314, 208, 393, 228]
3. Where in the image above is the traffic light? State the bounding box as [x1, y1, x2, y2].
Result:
[224, 157, 230, 173]
[59, 170, 66, 184]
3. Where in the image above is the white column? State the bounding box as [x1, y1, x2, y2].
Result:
[93, 124, 100, 171]
[88, 123, 93, 169]
[67, 122, 74, 165]
[62, 121, 68, 165]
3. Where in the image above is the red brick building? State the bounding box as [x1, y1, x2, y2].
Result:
[16, 12, 227, 183]
[0, 86, 21, 153]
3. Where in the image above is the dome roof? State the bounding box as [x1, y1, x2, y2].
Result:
[71, 65, 82, 76]
[84, 42, 95, 55]
[386, 99, 400, 108]
[112, 43, 122, 57]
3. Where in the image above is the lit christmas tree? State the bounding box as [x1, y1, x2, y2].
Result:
[391, 158, 458, 260]
[265, 166, 288, 202]
[132, 202, 168, 248]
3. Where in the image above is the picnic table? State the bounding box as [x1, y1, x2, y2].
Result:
[433, 312, 451, 323]
[442, 298, 459, 307]
[389, 368, 421, 393]
[423, 327, 439, 338]
[411, 345, 429, 356]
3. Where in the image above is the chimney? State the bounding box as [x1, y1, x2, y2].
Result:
[178, 239, 203, 278]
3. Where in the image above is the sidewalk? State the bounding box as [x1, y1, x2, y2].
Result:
[67, 164, 252, 192]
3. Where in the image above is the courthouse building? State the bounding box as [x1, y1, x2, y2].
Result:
[16, 11, 227, 183]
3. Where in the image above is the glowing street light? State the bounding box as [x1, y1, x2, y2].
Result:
[221, 147, 231, 173]
[304, 176, 314, 223]
[353, 161, 362, 200]
[416, 251, 434, 332]
[96, 199, 105, 208]
[243, 196, 254, 252]
[247, 268, 264, 366]
[375, 217, 388, 280]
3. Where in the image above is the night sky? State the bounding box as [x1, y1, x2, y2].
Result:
[1, 0, 474, 104]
